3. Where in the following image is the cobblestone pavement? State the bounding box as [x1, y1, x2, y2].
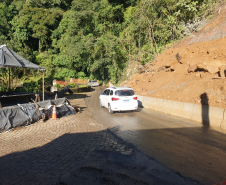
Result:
[0, 93, 196, 185]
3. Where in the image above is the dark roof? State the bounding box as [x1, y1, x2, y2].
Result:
[0, 45, 45, 70]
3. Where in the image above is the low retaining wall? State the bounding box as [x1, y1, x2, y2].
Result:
[70, 79, 88, 84]
[137, 95, 226, 129]
[55, 81, 70, 86]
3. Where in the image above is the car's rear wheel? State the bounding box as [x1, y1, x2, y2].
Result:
[108, 104, 114, 114]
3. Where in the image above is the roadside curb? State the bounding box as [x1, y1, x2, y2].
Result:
[137, 95, 226, 129]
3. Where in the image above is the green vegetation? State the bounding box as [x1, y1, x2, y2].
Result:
[78, 84, 88, 88]
[54, 83, 61, 90]
[0, 86, 6, 92]
[16, 80, 40, 92]
[0, 0, 218, 88]
[68, 83, 76, 88]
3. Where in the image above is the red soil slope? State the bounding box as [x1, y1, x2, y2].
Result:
[122, 6, 226, 109]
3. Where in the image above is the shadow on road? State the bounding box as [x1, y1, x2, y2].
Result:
[0, 128, 184, 185]
[1, 124, 226, 184]
[200, 93, 210, 129]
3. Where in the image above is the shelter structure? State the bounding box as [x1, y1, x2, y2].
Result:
[0, 44, 46, 101]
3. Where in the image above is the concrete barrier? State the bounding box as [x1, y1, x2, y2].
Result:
[137, 95, 226, 129]
[208, 106, 224, 128]
[142, 96, 154, 109]
[170, 101, 185, 117]
[148, 97, 157, 110]
[190, 104, 204, 123]
[162, 99, 173, 114]
[154, 98, 164, 112]
[181, 102, 194, 119]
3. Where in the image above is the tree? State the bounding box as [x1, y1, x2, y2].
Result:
[52, 0, 125, 82]
[11, 5, 63, 53]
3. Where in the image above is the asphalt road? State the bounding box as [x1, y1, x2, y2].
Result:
[86, 86, 226, 185]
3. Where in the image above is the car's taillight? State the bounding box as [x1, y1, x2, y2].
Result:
[112, 97, 119, 101]
[133, 97, 137, 100]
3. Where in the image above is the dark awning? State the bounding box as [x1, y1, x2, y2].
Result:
[0, 45, 45, 70]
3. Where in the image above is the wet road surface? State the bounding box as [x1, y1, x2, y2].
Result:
[86, 87, 226, 185]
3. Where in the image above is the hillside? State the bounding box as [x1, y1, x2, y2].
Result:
[122, 6, 226, 109]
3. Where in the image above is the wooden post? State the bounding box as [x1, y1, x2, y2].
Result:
[42, 71, 44, 101]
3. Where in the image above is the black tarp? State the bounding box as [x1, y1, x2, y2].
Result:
[0, 98, 76, 132]
[57, 85, 71, 98]
[0, 92, 35, 107]
[0, 106, 30, 132]
[42, 104, 76, 119]
[18, 104, 43, 124]
[36, 98, 76, 119]
[35, 98, 70, 109]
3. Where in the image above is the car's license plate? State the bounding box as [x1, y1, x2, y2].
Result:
[123, 100, 129, 102]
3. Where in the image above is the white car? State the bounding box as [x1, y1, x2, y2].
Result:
[87, 80, 99, 87]
[99, 87, 138, 114]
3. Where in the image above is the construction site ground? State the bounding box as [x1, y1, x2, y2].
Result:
[0, 92, 195, 185]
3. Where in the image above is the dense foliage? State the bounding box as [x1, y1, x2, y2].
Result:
[0, 0, 218, 87]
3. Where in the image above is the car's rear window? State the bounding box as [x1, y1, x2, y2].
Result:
[115, 90, 135, 96]
[91, 80, 97, 82]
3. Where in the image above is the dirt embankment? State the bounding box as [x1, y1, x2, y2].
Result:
[122, 5, 226, 109]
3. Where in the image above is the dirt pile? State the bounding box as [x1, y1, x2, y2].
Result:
[122, 6, 226, 108]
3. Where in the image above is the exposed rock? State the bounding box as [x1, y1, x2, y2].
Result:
[157, 66, 166, 72]
[196, 64, 209, 72]
[176, 53, 182, 63]
[196, 73, 201, 77]
[205, 60, 226, 74]
[187, 65, 197, 73]
[186, 61, 191, 65]
[139, 70, 145, 74]
[166, 66, 175, 72]
[170, 67, 175, 72]
[218, 65, 226, 79]
[149, 68, 156, 72]
[165, 64, 171, 68]
[137, 65, 143, 70]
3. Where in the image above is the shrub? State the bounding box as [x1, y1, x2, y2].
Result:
[16, 81, 40, 93]
[54, 83, 61, 90]
[0, 86, 6, 92]
[78, 84, 88, 88]
[68, 83, 76, 88]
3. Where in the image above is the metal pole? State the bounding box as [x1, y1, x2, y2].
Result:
[42, 71, 44, 101]
[8, 68, 10, 90]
